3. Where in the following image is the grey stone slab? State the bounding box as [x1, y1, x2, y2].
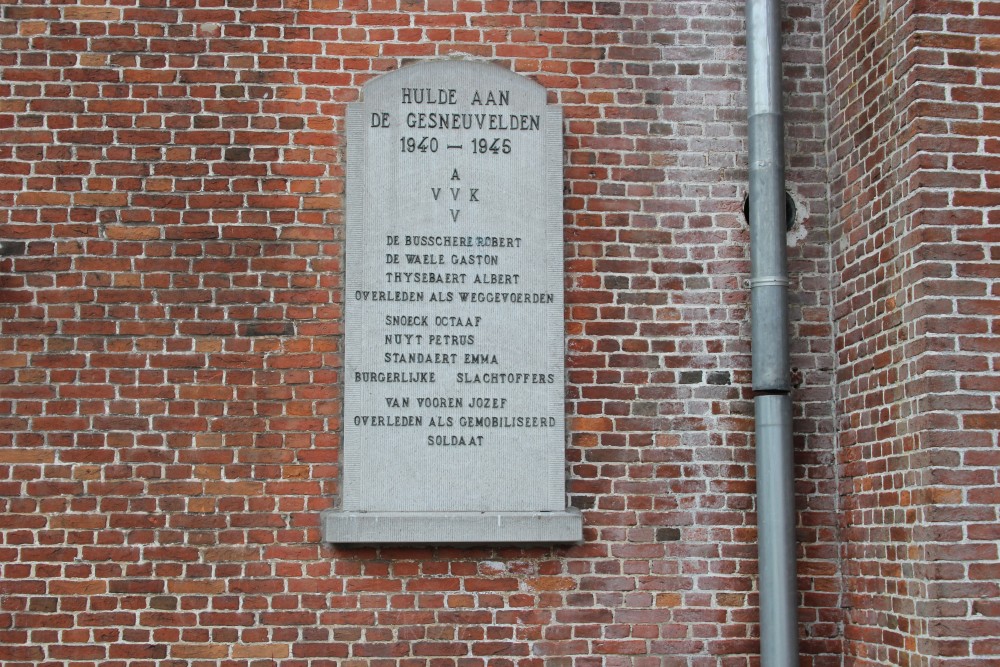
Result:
[325, 60, 579, 544]
[323, 509, 583, 545]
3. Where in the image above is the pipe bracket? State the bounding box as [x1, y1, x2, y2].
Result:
[749, 276, 789, 287]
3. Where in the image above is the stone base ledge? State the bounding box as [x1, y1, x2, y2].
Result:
[322, 509, 583, 545]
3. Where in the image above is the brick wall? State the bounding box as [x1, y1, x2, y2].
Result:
[3, 0, 977, 664]
[826, 0, 1000, 663]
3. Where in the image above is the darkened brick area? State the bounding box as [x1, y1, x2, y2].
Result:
[0, 0, 993, 665]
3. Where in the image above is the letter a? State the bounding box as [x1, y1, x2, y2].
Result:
[451, 169, 460, 181]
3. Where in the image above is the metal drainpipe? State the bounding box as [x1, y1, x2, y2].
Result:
[745, 0, 800, 665]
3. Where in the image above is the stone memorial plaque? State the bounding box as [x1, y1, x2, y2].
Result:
[322, 60, 582, 544]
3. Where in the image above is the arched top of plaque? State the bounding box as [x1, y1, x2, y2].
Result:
[358, 59, 548, 107]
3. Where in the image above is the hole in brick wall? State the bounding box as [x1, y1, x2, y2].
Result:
[742, 191, 797, 231]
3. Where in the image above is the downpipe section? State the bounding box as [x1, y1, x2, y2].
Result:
[748, 111, 790, 393]
[746, 0, 800, 664]
[754, 394, 799, 666]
